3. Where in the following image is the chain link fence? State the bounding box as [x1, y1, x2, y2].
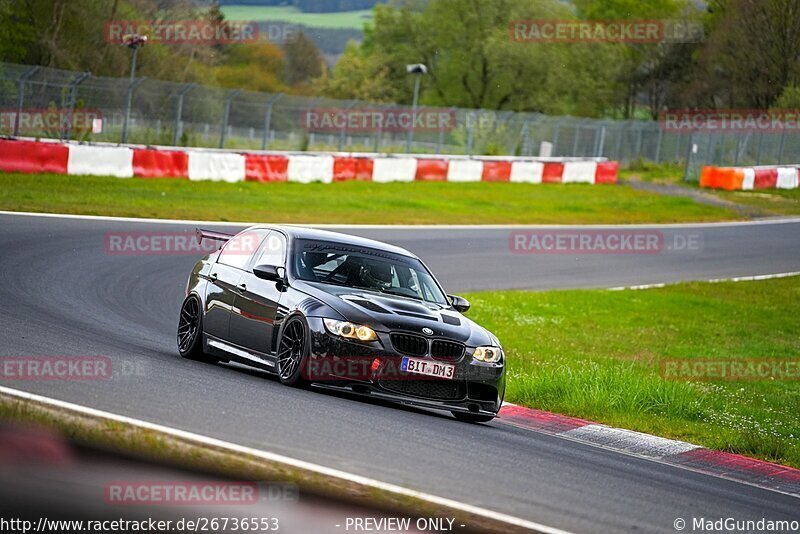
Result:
[3, 61, 800, 180]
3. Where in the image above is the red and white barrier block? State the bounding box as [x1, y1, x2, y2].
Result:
[0, 139, 619, 185]
[701, 165, 800, 190]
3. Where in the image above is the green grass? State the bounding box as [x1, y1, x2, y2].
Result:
[619, 159, 686, 183]
[220, 5, 372, 29]
[712, 188, 800, 217]
[0, 171, 742, 224]
[621, 160, 800, 216]
[465, 276, 800, 467]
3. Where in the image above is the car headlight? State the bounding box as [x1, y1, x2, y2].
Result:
[473, 346, 502, 363]
[323, 318, 377, 342]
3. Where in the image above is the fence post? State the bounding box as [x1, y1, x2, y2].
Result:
[62, 71, 91, 141]
[778, 129, 786, 164]
[173, 83, 196, 146]
[466, 112, 474, 156]
[596, 125, 606, 157]
[261, 93, 283, 151]
[755, 131, 764, 165]
[634, 125, 643, 159]
[552, 120, 561, 156]
[517, 120, 528, 156]
[219, 89, 241, 149]
[572, 124, 581, 156]
[733, 133, 742, 166]
[683, 131, 695, 182]
[654, 126, 663, 163]
[614, 123, 624, 161]
[14, 66, 41, 137]
[339, 100, 357, 151]
[374, 104, 389, 152]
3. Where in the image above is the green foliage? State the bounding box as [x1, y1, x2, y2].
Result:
[323, 0, 698, 118]
[0, 0, 290, 94]
[678, 0, 800, 109]
[772, 85, 800, 110]
[465, 276, 800, 467]
[282, 31, 325, 87]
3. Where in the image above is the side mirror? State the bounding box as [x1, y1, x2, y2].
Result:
[253, 264, 285, 282]
[448, 295, 470, 313]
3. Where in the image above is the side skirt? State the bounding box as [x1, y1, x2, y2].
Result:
[205, 334, 278, 373]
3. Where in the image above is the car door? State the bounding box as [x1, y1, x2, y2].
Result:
[204, 229, 268, 342]
[229, 231, 287, 356]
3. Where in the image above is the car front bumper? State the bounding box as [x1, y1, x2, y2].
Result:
[304, 317, 505, 416]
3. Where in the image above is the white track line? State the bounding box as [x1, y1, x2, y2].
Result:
[0, 385, 569, 534]
[2, 210, 800, 229]
[607, 271, 800, 290]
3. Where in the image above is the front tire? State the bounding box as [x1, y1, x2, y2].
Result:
[177, 295, 215, 363]
[276, 316, 310, 387]
[452, 411, 495, 424]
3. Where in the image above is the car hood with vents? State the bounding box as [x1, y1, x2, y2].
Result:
[294, 280, 494, 347]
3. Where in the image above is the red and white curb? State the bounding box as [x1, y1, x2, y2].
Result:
[0, 138, 619, 185]
[498, 404, 800, 497]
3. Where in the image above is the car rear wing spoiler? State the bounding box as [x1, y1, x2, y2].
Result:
[196, 228, 234, 244]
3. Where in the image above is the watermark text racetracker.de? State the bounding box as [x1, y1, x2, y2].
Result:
[104, 20, 259, 45]
[660, 109, 800, 132]
[104, 481, 298, 505]
[661, 359, 800, 382]
[0, 517, 280, 533]
[0, 356, 147, 381]
[509, 230, 702, 254]
[509, 19, 703, 43]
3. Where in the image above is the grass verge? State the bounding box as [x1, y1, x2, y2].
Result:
[0, 171, 741, 224]
[465, 276, 800, 468]
[620, 160, 800, 216]
[219, 6, 371, 29]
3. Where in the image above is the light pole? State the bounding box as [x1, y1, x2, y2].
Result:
[121, 33, 147, 143]
[405, 63, 427, 153]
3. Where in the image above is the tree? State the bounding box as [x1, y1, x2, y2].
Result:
[216, 43, 286, 92]
[681, 0, 800, 109]
[325, 0, 621, 116]
[282, 30, 325, 87]
[573, 0, 700, 118]
[772, 85, 800, 109]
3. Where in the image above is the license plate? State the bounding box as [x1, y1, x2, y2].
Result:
[401, 357, 455, 380]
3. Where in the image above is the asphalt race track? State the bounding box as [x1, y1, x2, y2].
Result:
[1, 211, 799, 533]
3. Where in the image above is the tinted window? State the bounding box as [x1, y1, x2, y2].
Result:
[253, 232, 287, 268]
[218, 230, 267, 270]
[292, 239, 447, 305]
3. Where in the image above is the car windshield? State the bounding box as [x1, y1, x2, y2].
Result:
[292, 239, 448, 305]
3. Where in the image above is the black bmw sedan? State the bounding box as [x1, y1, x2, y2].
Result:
[178, 225, 505, 423]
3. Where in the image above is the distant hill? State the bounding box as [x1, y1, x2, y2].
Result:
[220, 3, 375, 59]
[216, 0, 381, 12]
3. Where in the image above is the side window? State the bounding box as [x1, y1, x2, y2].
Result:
[254, 232, 287, 268]
[218, 230, 267, 270]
